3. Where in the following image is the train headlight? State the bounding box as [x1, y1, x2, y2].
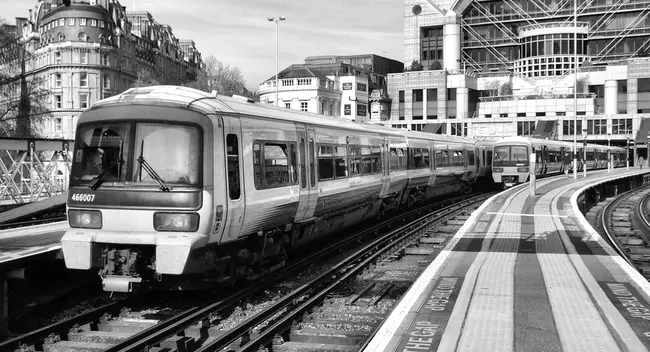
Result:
[517, 167, 529, 173]
[154, 212, 199, 232]
[493, 167, 503, 173]
[69, 209, 102, 229]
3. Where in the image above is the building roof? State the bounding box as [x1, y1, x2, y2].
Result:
[263, 64, 328, 82]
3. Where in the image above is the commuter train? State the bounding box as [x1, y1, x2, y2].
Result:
[492, 136, 627, 187]
[61, 86, 489, 292]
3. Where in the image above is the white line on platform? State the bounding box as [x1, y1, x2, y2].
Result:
[486, 212, 568, 218]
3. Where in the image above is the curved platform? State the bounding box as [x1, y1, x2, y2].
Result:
[364, 168, 650, 352]
[0, 192, 66, 224]
[0, 222, 68, 266]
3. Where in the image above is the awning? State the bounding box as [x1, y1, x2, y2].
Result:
[423, 123, 445, 134]
[636, 118, 650, 144]
[531, 120, 558, 139]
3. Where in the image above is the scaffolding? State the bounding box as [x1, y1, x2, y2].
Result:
[0, 138, 72, 204]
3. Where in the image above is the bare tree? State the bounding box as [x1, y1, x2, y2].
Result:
[131, 68, 161, 88]
[0, 18, 50, 137]
[183, 55, 257, 99]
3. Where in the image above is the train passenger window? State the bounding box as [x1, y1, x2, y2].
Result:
[441, 150, 449, 166]
[334, 146, 347, 178]
[226, 134, 240, 200]
[253, 143, 262, 188]
[290, 143, 298, 184]
[309, 139, 316, 186]
[467, 150, 475, 166]
[263, 143, 290, 188]
[349, 146, 361, 176]
[455, 150, 464, 166]
[371, 146, 382, 173]
[389, 148, 400, 171]
[318, 145, 335, 181]
[300, 138, 306, 188]
[435, 149, 443, 167]
[422, 149, 430, 168]
[397, 148, 406, 170]
[361, 147, 373, 174]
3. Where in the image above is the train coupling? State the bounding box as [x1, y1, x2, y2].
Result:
[102, 275, 143, 292]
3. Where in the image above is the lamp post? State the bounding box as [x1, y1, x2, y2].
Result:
[573, 0, 578, 179]
[627, 135, 630, 170]
[268, 16, 286, 107]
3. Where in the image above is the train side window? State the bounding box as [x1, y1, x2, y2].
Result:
[389, 148, 399, 171]
[334, 146, 347, 178]
[263, 142, 290, 188]
[467, 149, 475, 166]
[435, 149, 443, 167]
[290, 143, 298, 184]
[309, 139, 316, 186]
[318, 144, 335, 181]
[371, 146, 382, 173]
[226, 134, 240, 199]
[361, 147, 373, 174]
[441, 150, 449, 166]
[397, 148, 406, 170]
[350, 146, 361, 176]
[422, 148, 430, 168]
[299, 138, 306, 189]
[253, 142, 262, 189]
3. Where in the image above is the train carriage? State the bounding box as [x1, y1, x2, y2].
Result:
[61, 86, 482, 292]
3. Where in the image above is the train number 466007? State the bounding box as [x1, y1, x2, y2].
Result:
[71, 193, 96, 202]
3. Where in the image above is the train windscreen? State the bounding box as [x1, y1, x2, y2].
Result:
[70, 122, 201, 187]
[493, 145, 529, 165]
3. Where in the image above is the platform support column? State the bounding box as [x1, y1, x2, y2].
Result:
[530, 152, 536, 196]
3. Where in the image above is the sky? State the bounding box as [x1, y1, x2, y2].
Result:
[1, 0, 405, 91]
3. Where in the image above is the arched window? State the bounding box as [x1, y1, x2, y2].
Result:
[58, 33, 65, 41]
[78, 32, 86, 41]
[99, 34, 105, 44]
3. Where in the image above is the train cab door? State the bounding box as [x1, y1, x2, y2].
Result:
[222, 118, 245, 242]
[379, 136, 391, 197]
[294, 125, 318, 221]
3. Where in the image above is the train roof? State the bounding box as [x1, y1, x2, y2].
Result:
[88, 85, 475, 145]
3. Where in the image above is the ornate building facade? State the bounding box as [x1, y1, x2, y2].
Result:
[2, 0, 202, 139]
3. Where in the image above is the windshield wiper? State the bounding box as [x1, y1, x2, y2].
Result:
[137, 140, 170, 192]
[89, 141, 124, 191]
[89, 158, 122, 190]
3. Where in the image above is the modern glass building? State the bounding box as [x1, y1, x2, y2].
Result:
[387, 0, 650, 155]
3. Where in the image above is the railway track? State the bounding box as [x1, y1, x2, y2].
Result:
[594, 184, 650, 278]
[0, 192, 494, 352]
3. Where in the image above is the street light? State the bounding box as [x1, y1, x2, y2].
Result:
[573, 0, 578, 179]
[268, 16, 286, 107]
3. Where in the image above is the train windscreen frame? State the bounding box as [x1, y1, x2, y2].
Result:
[493, 145, 529, 166]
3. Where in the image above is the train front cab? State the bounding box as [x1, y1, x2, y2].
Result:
[492, 142, 530, 187]
[61, 105, 216, 292]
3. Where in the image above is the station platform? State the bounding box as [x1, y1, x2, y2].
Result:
[364, 168, 650, 352]
[0, 222, 68, 266]
[0, 192, 66, 224]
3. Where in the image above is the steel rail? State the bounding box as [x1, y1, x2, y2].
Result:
[199, 194, 491, 352]
[601, 187, 640, 268]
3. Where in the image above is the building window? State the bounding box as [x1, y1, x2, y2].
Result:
[99, 20, 105, 28]
[58, 33, 65, 41]
[80, 52, 87, 64]
[517, 121, 536, 136]
[55, 73, 61, 87]
[55, 51, 61, 64]
[79, 93, 89, 109]
[79, 18, 86, 26]
[90, 19, 97, 27]
[68, 18, 75, 26]
[344, 104, 351, 116]
[297, 78, 311, 86]
[79, 73, 88, 87]
[300, 101, 308, 112]
[500, 113, 508, 118]
[54, 95, 62, 109]
[285, 102, 290, 108]
[54, 117, 62, 132]
[102, 75, 110, 89]
[58, 19, 65, 27]
[282, 79, 294, 86]
[102, 54, 109, 66]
